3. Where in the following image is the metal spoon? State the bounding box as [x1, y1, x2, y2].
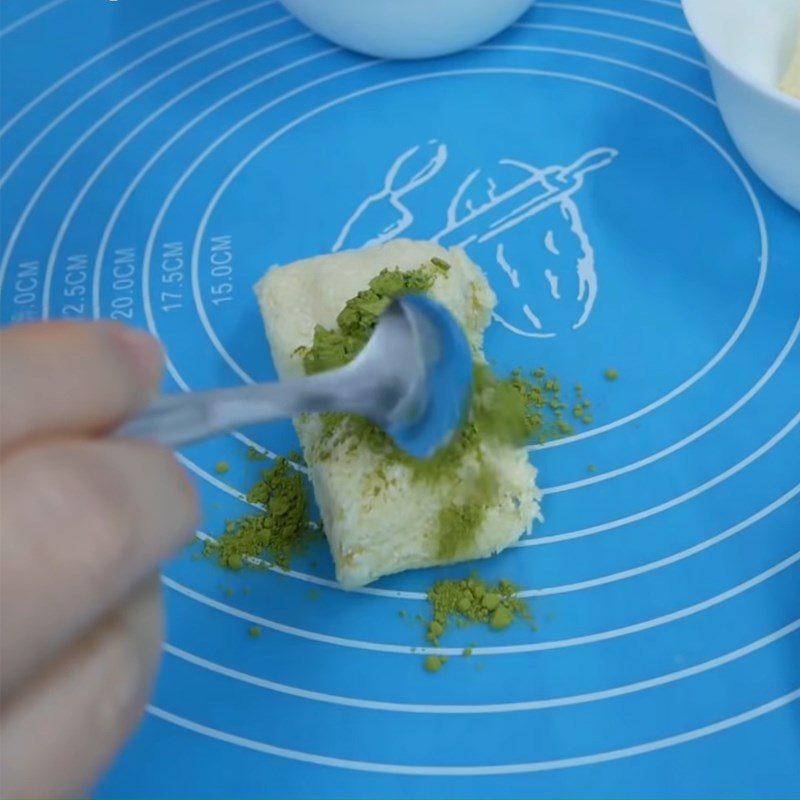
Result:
[116, 295, 473, 459]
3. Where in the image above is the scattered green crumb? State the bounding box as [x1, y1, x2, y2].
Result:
[588, 464, 597, 472]
[215, 460, 230, 474]
[306, 588, 320, 601]
[204, 457, 314, 572]
[248, 625, 261, 638]
[423, 655, 447, 673]
[556, 420, 574, 435]
[462, 647, 473, 657]
[604, 368, 620, 381]
[424, 573, 532, 646]
[247, 447, 268, 461]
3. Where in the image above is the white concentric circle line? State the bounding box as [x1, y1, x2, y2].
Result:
[625, 0, 682, 8]
[0, 0, 233, 138]
[514, 22, 707, 68]
[147, 687, 800, 775]
[177, 454, 258, 506]
[197, 481, 800, 599]
[0, 6, 291, 293]
[178, 455, 312, 510]
[481, 44, 714, 104]
[521, 408, 800, 545]
[540, 315, 800, 493]
[40, 26, 316, 318]
[536, 3, 693, 36]
[163, 617, 800, 713]
[139, 60, 378, 393]
[193, 531, 411, 598]
[0, 0, 69, 39]
[91, 43, 338, 319]
[161, 549, 800, 656]
[0, 0, 280, 189]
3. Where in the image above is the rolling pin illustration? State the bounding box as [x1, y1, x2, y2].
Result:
[433, 148, 616, 249]
[432, 148, 616, 336]
[333, 140, 447, 252]
[332, 143, 616, 336]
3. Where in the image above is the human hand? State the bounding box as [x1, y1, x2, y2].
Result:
[0, 322, 199, 798]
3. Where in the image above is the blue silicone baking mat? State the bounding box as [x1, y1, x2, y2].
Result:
[2, 0, 799, 796]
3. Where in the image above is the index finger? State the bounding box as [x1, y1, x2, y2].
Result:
[0, 322, 163, 452]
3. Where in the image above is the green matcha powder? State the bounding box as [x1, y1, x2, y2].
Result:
[201, 257, 596, 670]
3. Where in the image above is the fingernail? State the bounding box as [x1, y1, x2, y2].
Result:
[109, 325, 163, 389]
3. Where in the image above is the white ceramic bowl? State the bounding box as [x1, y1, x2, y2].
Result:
[279, 0, 535, 60]
[683, 0, 800, 211]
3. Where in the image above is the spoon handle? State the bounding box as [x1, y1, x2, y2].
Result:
[115, 367, 370, 449]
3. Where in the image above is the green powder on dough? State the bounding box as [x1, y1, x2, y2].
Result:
[203, 259, 596, 586]
[296, 258, 592, 561]
[298, 259, 449, 376]
[204, 457, 313, 571]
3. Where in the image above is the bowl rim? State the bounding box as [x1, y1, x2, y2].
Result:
[682, 0, 800, 110]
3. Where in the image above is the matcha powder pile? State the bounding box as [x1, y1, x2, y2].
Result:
[419, 574, 532, 671]
[425, 575, 532, 646]
[204, 456, 314, 571]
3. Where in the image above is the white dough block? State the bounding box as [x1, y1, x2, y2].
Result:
[255, 240, 539, 588]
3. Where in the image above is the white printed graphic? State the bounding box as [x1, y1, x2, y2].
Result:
[333, 140, 448, 252]
[334, 143, 617, 337]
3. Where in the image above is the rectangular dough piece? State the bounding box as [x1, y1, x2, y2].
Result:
[255, 240, 539, 588]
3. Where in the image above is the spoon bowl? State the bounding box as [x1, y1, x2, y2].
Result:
[116, 294, 473, 459]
